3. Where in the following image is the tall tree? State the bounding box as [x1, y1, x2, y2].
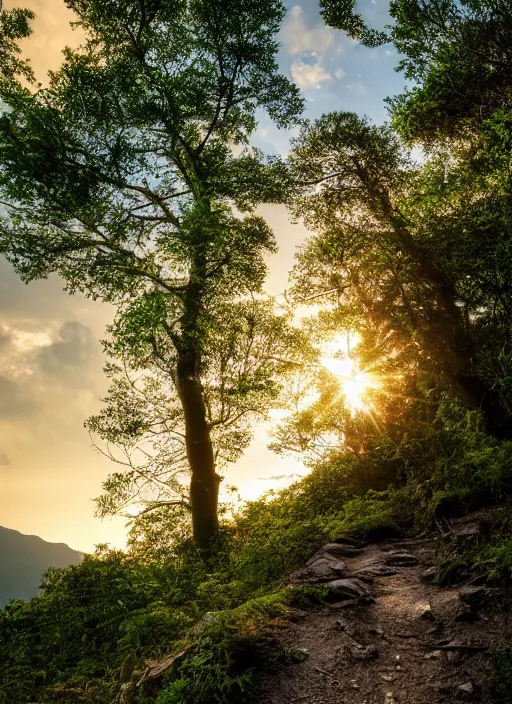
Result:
[288, 112, 510, 437]
[0, 0, 302, 547]
[318, 0, 512, 145]
[88, 298, 308, 527]
[309, 0, 512, 433]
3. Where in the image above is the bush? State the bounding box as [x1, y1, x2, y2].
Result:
[4, 400, 512, 703]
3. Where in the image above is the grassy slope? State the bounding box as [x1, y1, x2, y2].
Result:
[3, 403, 512, 702]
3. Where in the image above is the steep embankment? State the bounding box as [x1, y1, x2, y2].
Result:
[0, 525, 82, 606]
[255, 520, 510, 704]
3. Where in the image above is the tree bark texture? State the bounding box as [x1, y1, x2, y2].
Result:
[175, 354, 221, 548]
[175, 248, 221, 547]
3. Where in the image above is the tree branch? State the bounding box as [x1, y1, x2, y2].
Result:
[138, 500, 191, 515]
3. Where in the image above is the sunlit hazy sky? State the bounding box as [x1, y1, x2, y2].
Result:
[0, 0, 407, 551]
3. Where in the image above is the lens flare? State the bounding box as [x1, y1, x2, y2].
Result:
[342, 370, 381, 413]
[322, 354, 381, 415]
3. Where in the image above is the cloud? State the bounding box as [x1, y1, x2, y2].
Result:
[0, 453, 10, 466]
[335, 68, 347, 79]
[344, 81, 368, 96]
[37, 322, 95, 375]
[281, 6, 335, 55]
[0, 329, 11, 353]
[0, 376, 36, 418]
[15, 0, 82, 84]
[291, 59, 332, 89]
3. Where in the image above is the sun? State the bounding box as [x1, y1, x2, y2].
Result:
[341, 370, 381, 413]
[322, 352, 381, 415]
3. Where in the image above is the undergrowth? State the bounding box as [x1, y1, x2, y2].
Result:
[493, 648, 512, 699]
[2, 403, 512, 703]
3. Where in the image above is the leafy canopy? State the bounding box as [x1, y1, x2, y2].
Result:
[90, 299, 311, 518]
[0, 0, 306, 530]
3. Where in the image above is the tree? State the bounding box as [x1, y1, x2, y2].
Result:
[288, 112, 511, 437]
[0, 0, 303, 547]
[0, 2, 35, 79]
[305, 0, 512, 436]
[318, 0, 512, 145]
[88, 298, 308, 528]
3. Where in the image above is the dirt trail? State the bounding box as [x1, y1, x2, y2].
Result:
[256, 538, 512, 704]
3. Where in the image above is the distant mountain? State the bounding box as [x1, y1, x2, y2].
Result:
[0, 526, 82, 607]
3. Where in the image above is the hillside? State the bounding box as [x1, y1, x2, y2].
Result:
[256, 522, 509, 704]
[2, 0, 512, 702]
[0, 526, 82, 607]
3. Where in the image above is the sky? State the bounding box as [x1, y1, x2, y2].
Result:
[0, 0, 407, 552]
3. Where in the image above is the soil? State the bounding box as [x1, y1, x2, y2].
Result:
[255, 535, 512, 704]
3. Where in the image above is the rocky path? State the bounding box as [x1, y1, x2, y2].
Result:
[255, 536, 512, 703]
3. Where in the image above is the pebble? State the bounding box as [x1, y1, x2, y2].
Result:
[347, 643, 379, 660]
[421, 566, 439, 583]
[425, 650, 442, 659]
[369, 626, 384, 636]
[417, 603, 435, 621]
[458, 682, 474, 694]
[289, 648, 309, 663]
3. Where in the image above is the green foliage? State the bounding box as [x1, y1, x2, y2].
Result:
[0, 0, 305, 545]
[493, 648, 512, 698]
[320, 0, 512, 145]
[325, 493, 402, 540]
[0, 6, 34, 83]
[3, 397, 512, 703]
[155, 593, 290, 704]
[319, 0, 389, 46]
[437, 507, 512, 587]
[388, 0, 512, 144]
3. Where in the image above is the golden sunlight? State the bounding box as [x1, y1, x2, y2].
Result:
[342, 369, 381, 413]
[321, 336, 381, 415]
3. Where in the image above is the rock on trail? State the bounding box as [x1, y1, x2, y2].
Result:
[255, 535, 512, 704]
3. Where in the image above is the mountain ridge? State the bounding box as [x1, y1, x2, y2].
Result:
[0, 525, 82, 606]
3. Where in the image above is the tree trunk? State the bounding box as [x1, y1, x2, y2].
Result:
[174, 240, 222, 548]
[175, 353, 221, 548]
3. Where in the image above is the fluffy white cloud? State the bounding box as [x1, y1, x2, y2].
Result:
[282, 5, 335, 55]
[335, 68, 347, 79]
[291, 59, 332, 89]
